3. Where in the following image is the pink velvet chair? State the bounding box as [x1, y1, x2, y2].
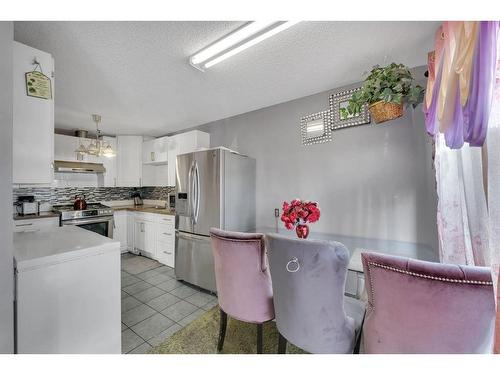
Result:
[362, 252, 496, 353]
[210, 228, 274, 353]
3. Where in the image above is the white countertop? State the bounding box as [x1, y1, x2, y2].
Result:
[14, 226, 120, 271]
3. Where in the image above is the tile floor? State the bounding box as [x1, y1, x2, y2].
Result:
[121, 252, 218, 354]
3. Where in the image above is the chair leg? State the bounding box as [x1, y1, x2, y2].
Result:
[217, 308, 227, 352]
[256, 323, 263, 354]
[353, 332, 362, 354]
[278, 332, 287, 354]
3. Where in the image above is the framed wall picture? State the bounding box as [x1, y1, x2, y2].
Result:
[25, 70, 52, 100]
[330, 88, 370, 130]
[300, 110, 332, 146]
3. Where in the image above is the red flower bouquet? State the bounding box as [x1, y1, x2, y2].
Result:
[281, 199, 321, 239]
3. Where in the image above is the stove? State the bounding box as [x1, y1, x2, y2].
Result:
[53, 203, 113, 221]
[53, 203, 114, 238]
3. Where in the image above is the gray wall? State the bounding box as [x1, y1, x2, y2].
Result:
[198, 74, 438, 252]
[0, 21, 14, 353]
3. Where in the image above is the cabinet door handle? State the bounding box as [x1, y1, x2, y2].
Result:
[15, 223, 33, 227]
[139, 178, 142, 187]
[162, 232, 172, 236]
[114, 177, 116, 187]
[163, 251, 172, 255]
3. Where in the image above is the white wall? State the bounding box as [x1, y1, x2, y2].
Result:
[199, 71, 438, 252]
[0, 21, 14, 353]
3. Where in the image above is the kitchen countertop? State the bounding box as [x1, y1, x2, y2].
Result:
[13, 211, 60, 221]
[13, 226, 120, 271]
[111, 205, 175, 215]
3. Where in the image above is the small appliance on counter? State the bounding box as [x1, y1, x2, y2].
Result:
[131, 189, 143, 206]
[169, 193, 175, 209]
[16, 195, 40, 216]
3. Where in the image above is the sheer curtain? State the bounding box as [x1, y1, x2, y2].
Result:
[488, 59, 500, 353]
[435, 136, 490, 266]
[433, 25, 500, 353]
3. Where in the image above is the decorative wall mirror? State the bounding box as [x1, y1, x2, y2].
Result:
[300, 111, 332, 146]
[330, 88, 371, 130]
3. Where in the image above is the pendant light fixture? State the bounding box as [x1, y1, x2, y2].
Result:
[74, 114, 116, 158]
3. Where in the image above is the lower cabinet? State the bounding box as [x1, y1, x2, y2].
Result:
[113, 211, 129, 252]
[156, 223, 175, 267]
[115, 210, 175, 267]
[13, 217, 59, 233]
[134, 218, 156, 259]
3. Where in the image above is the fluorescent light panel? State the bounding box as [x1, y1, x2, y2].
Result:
[190, 21, 299, 70]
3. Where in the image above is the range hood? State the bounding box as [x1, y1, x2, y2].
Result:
[54, 160, 106, 174]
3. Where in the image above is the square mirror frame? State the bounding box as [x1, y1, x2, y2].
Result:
[300, 110, 332, 146]
[330, 88, 371, 130]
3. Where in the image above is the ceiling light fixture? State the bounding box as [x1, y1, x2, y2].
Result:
[190, 21, 299, 71]
[75, 114, 116, 158]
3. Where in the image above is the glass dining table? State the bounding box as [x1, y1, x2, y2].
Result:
[253, 226, 438, 299]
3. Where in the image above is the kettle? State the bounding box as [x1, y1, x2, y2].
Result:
[73, 195, 87, 210]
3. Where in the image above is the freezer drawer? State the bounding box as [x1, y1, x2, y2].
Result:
[174, 230, 216, 292]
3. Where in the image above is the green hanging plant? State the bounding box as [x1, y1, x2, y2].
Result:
[341, 63, 425, 121]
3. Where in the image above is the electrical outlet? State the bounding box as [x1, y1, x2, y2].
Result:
[274, 208, 280, 218]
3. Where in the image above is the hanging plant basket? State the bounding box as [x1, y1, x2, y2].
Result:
[342, 63, 425, 125]
[368, 101, 404, 124]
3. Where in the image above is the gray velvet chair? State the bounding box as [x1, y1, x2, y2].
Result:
[265, 233, 366, 354]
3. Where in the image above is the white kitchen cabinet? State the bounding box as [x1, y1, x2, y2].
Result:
[13, 42, 54, 184]
[124, 211, 176, 267]
[102, 136, 117, 187]
[142, 136, 169, 187]
[142, 164, 169, 187]
[116, 136, 143, 187]
[156, 222, 175, 267]
[142, 137, 168, 165]
[134, 214, 156, 258]
[54, 134, 79, 162]
[13, 217, 59, 233]
[167, 130, 210, 186]
[112, 211, 128, 252]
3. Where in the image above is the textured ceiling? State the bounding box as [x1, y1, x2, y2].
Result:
[14, 21, 439, 136]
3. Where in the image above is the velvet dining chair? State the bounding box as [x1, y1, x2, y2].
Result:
[265, 233, 366, 354]
[361, 252, 496, 353]
[209, 228, 274, 354]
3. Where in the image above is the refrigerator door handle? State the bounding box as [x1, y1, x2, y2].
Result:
[188, 162, 195, 223]
[194, 161, 200, 225]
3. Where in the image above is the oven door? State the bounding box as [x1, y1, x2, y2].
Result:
[62, 216, 114, 238]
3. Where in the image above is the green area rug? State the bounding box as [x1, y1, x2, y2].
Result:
[150, 307, 305, 354]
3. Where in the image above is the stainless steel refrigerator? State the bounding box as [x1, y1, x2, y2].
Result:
[174, 148, 256, 292]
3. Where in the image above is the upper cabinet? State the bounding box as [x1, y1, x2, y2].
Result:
[116, 135, 143, 187]
[54, 134, 78, 162]
[101, 136, 117, 187]
[142, 137, 168, 165]
[13, 42, 54, 184]
[167, 130, 210, 186]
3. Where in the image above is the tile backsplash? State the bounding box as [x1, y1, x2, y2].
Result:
[13, 186, 175, 207]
